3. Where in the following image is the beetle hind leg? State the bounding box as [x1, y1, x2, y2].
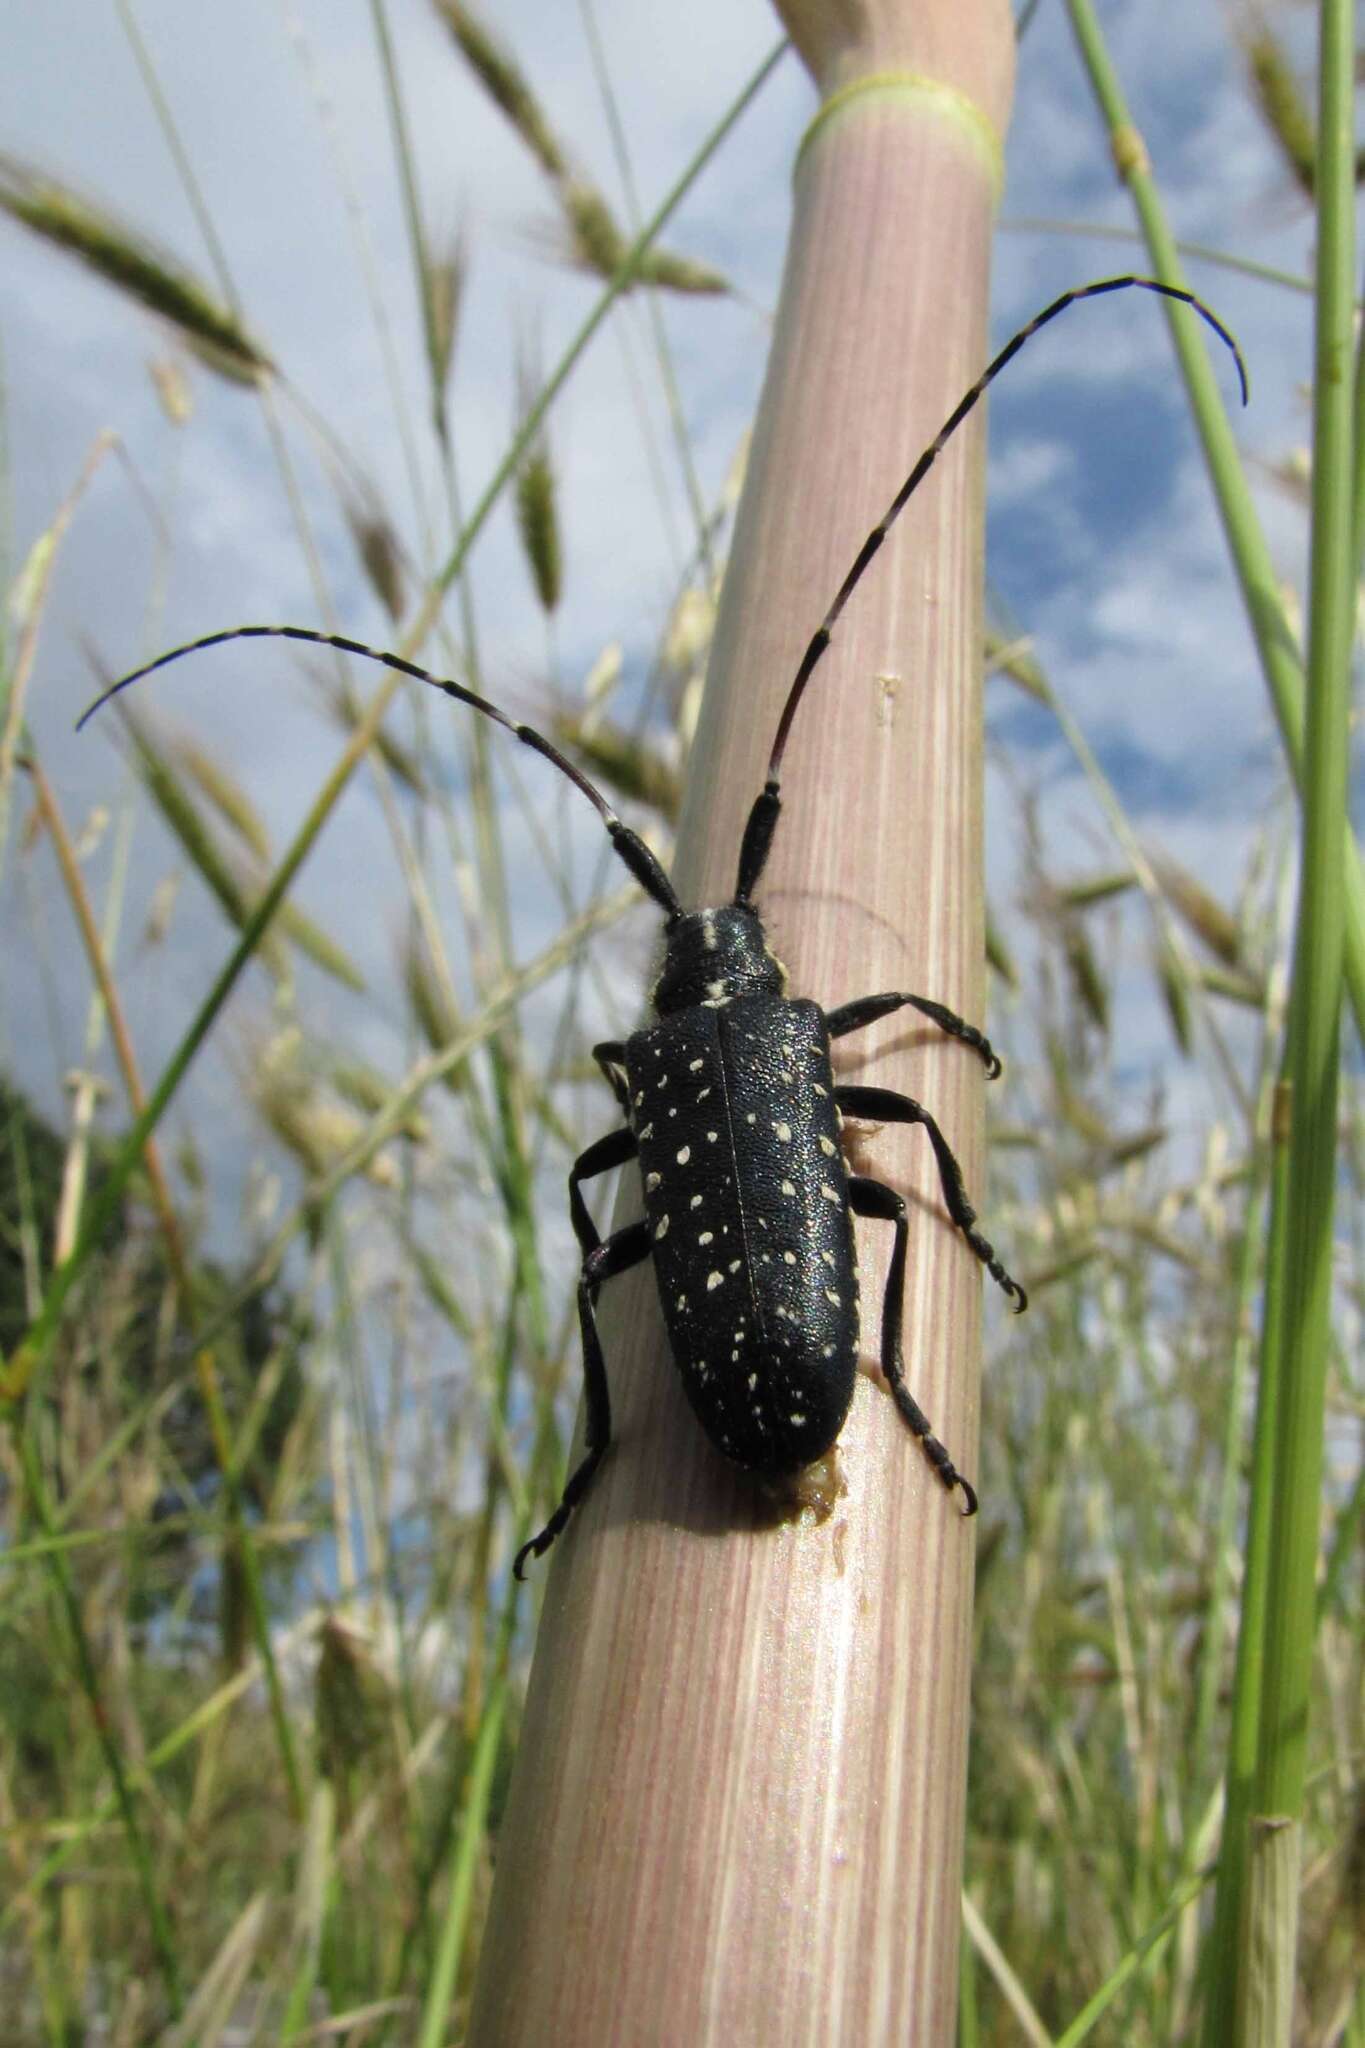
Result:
[837, 1084, 1026, 1312]
[513, 1217, 652, 1580]
[847, 1175, 977, 1514]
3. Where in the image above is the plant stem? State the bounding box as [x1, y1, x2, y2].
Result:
[1063, 0, 1365, 1052]
[1237, 0, 1354, 2034]
[468, 3, 1015, 2034]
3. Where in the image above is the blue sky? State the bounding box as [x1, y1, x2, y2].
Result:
[1, 0, 1327, 1218]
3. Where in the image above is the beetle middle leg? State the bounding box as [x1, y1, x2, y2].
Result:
[836, 1084, 1027, 1312]
[848, 1174, 977, 1514]
[826, 991, 1000, 1078]
[514, 1215, 652, 1579]
[518, 1123, 639, 1577]
[569, 1123, 637, 1253]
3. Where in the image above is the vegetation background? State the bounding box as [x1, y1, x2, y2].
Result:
[0, 0, 1359, 2041]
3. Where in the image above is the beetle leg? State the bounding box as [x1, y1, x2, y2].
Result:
[836, 1084, 1027, 1312]
[825, 992, 1000, 1078]
[592, 1039, 631, 1115]
[513, 1218, 653, 1580]
[848, 1174, 977, 1514]
[569, 1124, 637, 1255]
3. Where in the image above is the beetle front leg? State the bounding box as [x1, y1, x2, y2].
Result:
[592, 1039, 631, 1115]
[836, 1084, 1027, 1311]
[825, 991, 1000, 1078]
[848, 1174, 977, 1514]
[513, 1218, 653, 1580]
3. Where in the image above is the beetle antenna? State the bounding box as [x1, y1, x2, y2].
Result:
[734, 276, 1248, 903]
[78, 624, 683, 918]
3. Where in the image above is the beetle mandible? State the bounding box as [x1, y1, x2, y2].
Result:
[81, 276, 1247, 1578]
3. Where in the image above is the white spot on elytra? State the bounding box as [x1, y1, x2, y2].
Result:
[821, 1250, 835, 1268]
[781, 1178, 795, 1196]
[728, 1259, 741, 1273]
[819, 1136, 837, 1156]
[698, 1087, 712, 1101]
[676, 1145, 691, 1164]
[690, 1194, 703, 1209]
[677, 1294, 687, 1310]
[820, 1183, 839, 1204]
[654, 1214, 670, 1239]
[825, 1288, 841, 1306]
[646, 1172, 661, 1191]
[698, 1231, 714, 1246]
[746, 1112, 757, 1124]
[814, 1083, 828, 1097]
[748, 1373, 757, 1389]
[639, 1122, 654, 1140]
[633, 1090, 645, 1107]
[790, 1411, 806, 1426]
[706, 1130, 718, 1143]
[773, 1121, 792, 1142]
[783, 1251, 796, 1264]
[707, 1271, 724, 1290]
[689, 1057, 705, 1072]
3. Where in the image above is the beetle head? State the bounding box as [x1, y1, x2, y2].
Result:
[651, 904, 784, 1016]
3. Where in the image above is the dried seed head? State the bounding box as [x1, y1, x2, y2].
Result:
[174, 739, 272, 863]
[426, 228, 469, 409]
[402, 935, 466, 1096]
[1244, 28, 1317, 195]
[1154, 940, 1194, 1058]
[550, 712, 681, 821]
[1062, 920, 1111, 1036]
[553, 180, 730, 297]
[1149, 851, 1244, 968]
[579, 642, 623, 736]
[148, 356, 193, 426]
[342, 492, 406, 624]
[431, 0, 568, 180]
[514, 444, 562, 614]
[0, 151, 272, 384]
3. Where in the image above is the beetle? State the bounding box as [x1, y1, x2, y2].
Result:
[81, 276, 1246, 1579]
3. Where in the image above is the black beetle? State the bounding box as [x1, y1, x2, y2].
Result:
[80, 277, 1246, 1578]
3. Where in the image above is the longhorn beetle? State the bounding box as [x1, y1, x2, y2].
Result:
[81, 277, 1246, 1579]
